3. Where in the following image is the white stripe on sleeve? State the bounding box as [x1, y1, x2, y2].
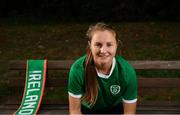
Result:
[68, 91, 82, 99]
[122, 98, 137, 103]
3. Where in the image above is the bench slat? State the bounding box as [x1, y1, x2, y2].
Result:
[5, 77, 180, 88]
[1, 102, 180, 114]
[9, 60, 74, 70]
[9, 60, 180, 70]
[138, 77, 180, 88]
[130, 61, 180, 70]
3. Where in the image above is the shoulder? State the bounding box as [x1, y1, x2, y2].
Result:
[115, 55, 133, 69]
[68, 56, 86, 96]
[70, 55, 86, 74]
[115, 55, 136, 80]
[69, 55, 86, 86]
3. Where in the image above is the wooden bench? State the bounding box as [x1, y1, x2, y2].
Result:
[0, 60, 180, 114]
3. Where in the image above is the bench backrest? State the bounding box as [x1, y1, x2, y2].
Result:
[3, 60, 180, 105]
[8, 60, 180, 88]
[9, 60, 180, 70]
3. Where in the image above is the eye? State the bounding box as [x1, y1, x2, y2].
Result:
[107, 43, 113, 47]
[95, 43, 102, 47]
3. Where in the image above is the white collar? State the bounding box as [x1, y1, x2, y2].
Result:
[96, 57, 116, 79]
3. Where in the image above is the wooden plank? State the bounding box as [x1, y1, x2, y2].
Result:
[137, 101, 180, 114]
[5, 78, 67, 87]
[1, 102, 180, 114]
[9, 60, 180, 70]
[137, 101, 180, 106]
[0, 104, 69, 114]
[2, 101, 180, 107]
[138, 77, 180, 88]
[5, 77, 180, 88]
[9, 60, 74, 70]
[129, 61, 180, 70]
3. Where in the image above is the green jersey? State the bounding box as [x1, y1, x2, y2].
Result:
[68, 55, 137, 110]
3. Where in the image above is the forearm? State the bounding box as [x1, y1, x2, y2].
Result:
[69, 95, 82, 115]
[123, 102, 136, 114]
[69, 109, 82, 115]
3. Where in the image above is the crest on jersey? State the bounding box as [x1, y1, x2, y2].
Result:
[110, 85, 120, 95]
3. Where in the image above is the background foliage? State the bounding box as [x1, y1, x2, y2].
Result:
[0, 0, 179, 21]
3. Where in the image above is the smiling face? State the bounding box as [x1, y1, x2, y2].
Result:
[89, 30, 118, 68]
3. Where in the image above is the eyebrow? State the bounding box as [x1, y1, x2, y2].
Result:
[94, 41, 114, 44]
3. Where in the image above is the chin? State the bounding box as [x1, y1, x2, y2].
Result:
[99, 59, 111, 65]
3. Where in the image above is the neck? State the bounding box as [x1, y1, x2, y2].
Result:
[96, 62, 112, 75]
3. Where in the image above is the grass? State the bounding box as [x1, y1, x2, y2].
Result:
[0, 21, 179, 60]
[0, 19, 180, 103]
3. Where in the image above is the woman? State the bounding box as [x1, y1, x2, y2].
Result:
[68, 22, 137, 114]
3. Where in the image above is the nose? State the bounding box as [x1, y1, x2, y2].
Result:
[100, 46, 107, 53]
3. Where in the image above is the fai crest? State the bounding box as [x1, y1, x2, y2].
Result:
[110, 85, 120, 95]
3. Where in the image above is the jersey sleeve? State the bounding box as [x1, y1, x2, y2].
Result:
[122, 64, 137, 103]
[68, 64, 84, 98]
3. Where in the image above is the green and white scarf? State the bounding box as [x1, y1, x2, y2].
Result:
[14, 60, 47, 115]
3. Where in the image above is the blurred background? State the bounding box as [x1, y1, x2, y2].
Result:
[0, 0, 180, 107]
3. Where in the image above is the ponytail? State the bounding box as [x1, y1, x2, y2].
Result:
[81, 47, 98, 106]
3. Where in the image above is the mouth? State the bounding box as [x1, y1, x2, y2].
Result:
[96, 52, 111, 60]
[98, 55, 110, 59]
